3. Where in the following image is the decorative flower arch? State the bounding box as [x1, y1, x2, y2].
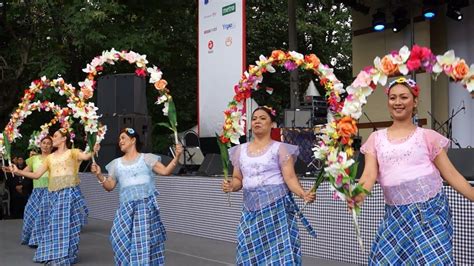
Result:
[80, 49, 178, 142]
[0, 76, 106, 161]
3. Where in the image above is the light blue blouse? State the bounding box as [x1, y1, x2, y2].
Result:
[106, 153, 161, 203]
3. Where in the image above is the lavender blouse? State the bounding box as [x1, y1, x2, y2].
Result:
[229, 141, 299, 211]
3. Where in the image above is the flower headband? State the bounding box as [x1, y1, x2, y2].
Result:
[124, 128, 136, 135]
[262, 105, 277, 117]
[386, 77, 420, 97]
[58, 127, 75, 142]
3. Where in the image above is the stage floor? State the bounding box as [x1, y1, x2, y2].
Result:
[0, 218, 356, 266]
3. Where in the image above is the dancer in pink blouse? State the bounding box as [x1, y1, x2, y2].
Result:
[355, 77, 474, 265]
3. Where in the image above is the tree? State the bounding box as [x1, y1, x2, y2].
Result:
[0, 0, 351, 154]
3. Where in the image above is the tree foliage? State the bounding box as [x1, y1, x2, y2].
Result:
[0, 0, 351, 155]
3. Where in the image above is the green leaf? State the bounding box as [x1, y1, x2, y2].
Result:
[3, 132, 11, 161]
[310, 168, 326, 193]
[215, 133, 230, 180]
[349, 162, 359, 180]
[167, 99, 178, 132]
[156, 122, 174, 132]
[352, 183, 371, 197]
[87, 132, 97, 152]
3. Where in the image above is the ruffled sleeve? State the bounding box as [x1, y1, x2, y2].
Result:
[278, 143, 299, 166]
[360, 131, 378, 156]
[423, 129, 450, 161]
[143, 153, 161, 170]
[228, 145, 241, 170]
[25, 156, 35, 169]
[70, 148, 82, 160]
[105, 158, 119, 180]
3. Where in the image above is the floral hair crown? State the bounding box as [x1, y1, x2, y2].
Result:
[58, 127, 75, 142]
[386, 77, 420, 97]
[262, 105, 276, 117]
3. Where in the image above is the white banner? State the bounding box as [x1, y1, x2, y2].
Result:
[198, 0, 245, 138]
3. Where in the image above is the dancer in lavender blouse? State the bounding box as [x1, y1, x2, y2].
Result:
[355, 77, 474, 265]
[222, 106, 316, 265]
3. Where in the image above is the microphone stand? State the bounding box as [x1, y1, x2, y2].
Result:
[427, 111, 447, 136]
[435, 106, 464, 149]
[363, 112, 377, 132]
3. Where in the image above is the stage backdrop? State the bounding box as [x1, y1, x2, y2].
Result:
[447, 4, 474, 147]
[198, 0, 246, 138]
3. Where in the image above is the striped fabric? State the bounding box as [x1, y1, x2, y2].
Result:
[236, 194, 315, 265]
[110, 190, 166, 265]
[33, 186, 88, 265]
[21, 188, 50, 247]
[369, 191, 454, 265]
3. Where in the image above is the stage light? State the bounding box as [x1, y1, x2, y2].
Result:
[372, 10, 386, 31]
[446, 6, 463, 21]
[392, 7, 408, 33]
[423, 7, 436, 19]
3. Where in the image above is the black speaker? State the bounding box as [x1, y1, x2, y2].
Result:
[448, 148, 474, 181]
[198, 153, 233, 176]
[97, 73, 148, 115]
[97, 114, 153, 168]
[158, 154, 181, 175]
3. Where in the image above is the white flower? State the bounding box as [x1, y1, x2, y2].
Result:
[341, 96, 364, 119]
[325, 150, 355, 180]
[289, 51, 304, 61]
[147, 66, 163, 83]
[256, 55, 275, 73]
[162, 102, 169, 116]
[373, 57, 388, 85]
[135, 54, 148, 68]
[155, 95, 168, 105]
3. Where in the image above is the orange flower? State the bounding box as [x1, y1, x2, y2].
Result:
[81, 87, 93, 99]
[304, 54, 320, 69]
[380, 55, 398, 76]
[336, 116, 358, 145]
[154, 79, 168, 90]
[271, 50, 286, 61]
[452, 60, 469, 81]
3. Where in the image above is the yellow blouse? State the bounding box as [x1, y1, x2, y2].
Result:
[45, 149, 82, 191]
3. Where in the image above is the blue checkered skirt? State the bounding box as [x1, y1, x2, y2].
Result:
[33, 186, 88, 265]
[369, 191, 454, 265]
[110, 190, 166, 265]
[236, 194, 313, 266]
[21, 188, 50, 247]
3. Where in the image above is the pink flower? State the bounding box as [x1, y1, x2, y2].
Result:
[284, 61, 298, 71]
[135, 68, 147, 77]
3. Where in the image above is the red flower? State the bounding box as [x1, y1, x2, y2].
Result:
[135, 68, 147, 77]
[407, 45, 433, 71]
[219, 135, 230, 144]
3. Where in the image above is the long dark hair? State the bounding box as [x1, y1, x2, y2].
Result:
[120, 128, 142, 151]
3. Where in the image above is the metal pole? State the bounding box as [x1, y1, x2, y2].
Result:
[288, 0, 299, 109]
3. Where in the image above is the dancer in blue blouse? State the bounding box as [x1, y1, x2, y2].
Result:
[91, 128, 182, 265]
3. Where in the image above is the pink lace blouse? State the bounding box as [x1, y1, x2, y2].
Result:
[360, 127, 450, 205]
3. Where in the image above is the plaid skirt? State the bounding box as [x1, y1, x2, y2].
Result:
[236, 194, 316, 266]
[110, 190, 166, 266]
[33, 186, 88, 265]
[21, 188, 50, 247]
[369, 191, 454, 265]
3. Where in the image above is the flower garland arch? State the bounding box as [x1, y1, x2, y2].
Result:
[0, 77, 106, 161]
[80, 48, 178, 142]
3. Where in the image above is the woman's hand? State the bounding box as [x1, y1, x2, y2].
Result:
[175, 144, 183, 157]
[303, 190, 316, 203]
[2, 164, 18, 174]
[91, 163, 102, 176]
[222, 180, 233, 193]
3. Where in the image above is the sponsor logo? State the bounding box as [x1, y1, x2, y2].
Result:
[225, 36, 232, 47]
[208, 40, 214, 53]
[203, 12, 217, 19]
[222, 3, 236, 16]
[222, 23, 235, 30]
[203, 27, 217, 34]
